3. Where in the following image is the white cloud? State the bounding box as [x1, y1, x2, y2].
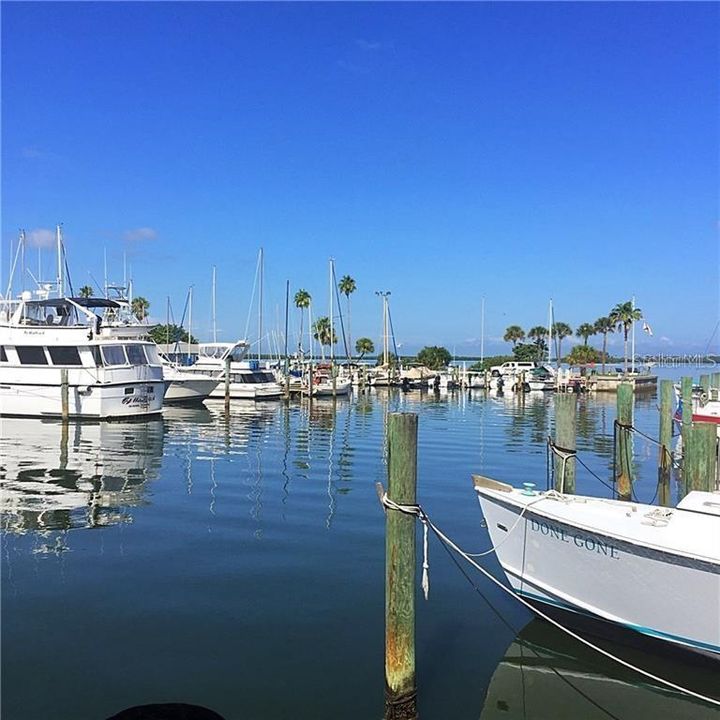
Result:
[123, 227, 157, 243]
[355, 39, 383, 51]
[25, 228, 56, 248]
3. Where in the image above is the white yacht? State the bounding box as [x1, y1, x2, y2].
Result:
[162, 361, 220, 404]
[474, 475, 720, 660]
[0, 294, 165, 418]
[186, 342, 282, 400]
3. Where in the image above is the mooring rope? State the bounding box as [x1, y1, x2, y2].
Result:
[379, 494, 720, 709]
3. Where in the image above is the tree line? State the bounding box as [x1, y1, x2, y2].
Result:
[502, 300, 643, 372]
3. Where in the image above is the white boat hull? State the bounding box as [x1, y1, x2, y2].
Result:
[163, 377, 219, 403]
[475, 480, 720, 658]
[0, 379, 164, 418]
[207, 382, 281, 400]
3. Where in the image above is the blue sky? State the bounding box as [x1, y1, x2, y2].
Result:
[2, 2, 718, 356]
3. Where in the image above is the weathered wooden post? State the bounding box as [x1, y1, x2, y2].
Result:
[699, 374, 710, 392]
[224, 356, 231, 413]
[616, 382, 633, 501]
[60, 368, 69, 420]
[680, 376, 693, 458]
[554, 393, 576, 494]
[384, 412, 418, 720]
[658, 379, 673, 507]
[684, 422, 717, 493]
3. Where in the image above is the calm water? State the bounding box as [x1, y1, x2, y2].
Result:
[2, 367, 718, 720]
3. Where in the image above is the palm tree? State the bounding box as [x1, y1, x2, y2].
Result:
[609, 301, 642, 374]
[79, 285, 94, 298]
[576, 323, 596, 346]
[552, 322, 573, 364]
[528, 326, 548, 361]
[594, 316, 615, 374]
[131, 296, 149, 322]
[294, 289, 311, 354]
[312, 316, 337, 361]
[355, 337, 374, 359]
[338, 275, 356, 360]
[503, 325, 525, 347]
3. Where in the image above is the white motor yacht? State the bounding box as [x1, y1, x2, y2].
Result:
[185, 342, 282, 400]
[0, 294, 165, 418]
[161, 359, 219, 404]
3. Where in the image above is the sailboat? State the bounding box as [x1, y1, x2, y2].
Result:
[304, 259, 351, 397]
[183, 261, 282, 401]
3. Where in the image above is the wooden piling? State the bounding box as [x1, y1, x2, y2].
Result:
[554, 393, 576, 494]
[384, 412, 418, 720]
[680, 376, 693, 455]
[616, 382, 633, 501]
[712, 372, 720, 391]
[684, 422, 718, 493]
[60, 368, 69, 420]
[658, 379, 673, 507]
[224, 357, 231, 413]
[699, 374, 710, 392]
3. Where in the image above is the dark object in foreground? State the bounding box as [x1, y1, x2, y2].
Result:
[106, 704, 226, 720]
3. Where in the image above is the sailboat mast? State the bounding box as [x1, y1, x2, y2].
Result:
[547, 299, 553, 365]
[329, 258, 334, 364]
[258, 248, 263, 363]
[284, 280, 289, 379]
[56, 224, 64, 297]
[188, 286, 193, 359]
[384, 296, 389, 365]
[480, 297, 485, 364]
[212, 265, 217, 343]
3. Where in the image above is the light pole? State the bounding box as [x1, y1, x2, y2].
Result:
[376, 291, 391, 366]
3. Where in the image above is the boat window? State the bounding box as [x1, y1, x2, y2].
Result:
[143, 344, 161, 365]
[125, 344, 147, 366]
[0, 346, 6, 362]
[101, 345, 128, 366]
[259, 372, 276, 383]
[48, 346, 83, 366]
[16, 346, 48, 365]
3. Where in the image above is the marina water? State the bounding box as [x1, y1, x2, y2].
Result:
[2, 366, 718, 719]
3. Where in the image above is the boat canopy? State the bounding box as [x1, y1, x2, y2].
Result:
[31, 298, 121, 309]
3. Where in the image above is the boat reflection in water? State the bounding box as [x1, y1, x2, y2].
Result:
[481, 619, 718, 719]
[0, 416, 164, 535]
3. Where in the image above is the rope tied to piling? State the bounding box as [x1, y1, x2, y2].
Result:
[547, 437, 577, 494]
[381, 492, 430, 600]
